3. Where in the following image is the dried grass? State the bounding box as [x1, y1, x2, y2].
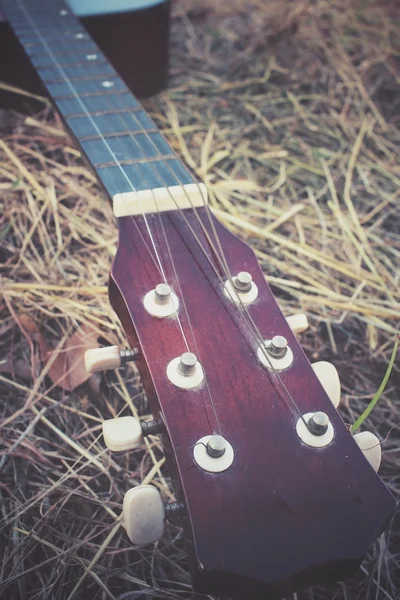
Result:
[0, 1, 399, 599]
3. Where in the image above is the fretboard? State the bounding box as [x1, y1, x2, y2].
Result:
[2, 0, 194, 196]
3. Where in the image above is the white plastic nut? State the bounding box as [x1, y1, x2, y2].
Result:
[353, 431, 382, 473]
[123, 485, 165, 545]
[85, 345, 121, 373]
[102, 416, 143, 452]
[286, 313, 309, 334]
[312, 361, 341, 408]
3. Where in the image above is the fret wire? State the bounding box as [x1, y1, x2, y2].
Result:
[19, 37, 92, 46]
[24, 36, 96, 46]
[26, 50, 96, 61]
[5, 10, 76, 19]
[31, 60, 110, 70]
[14, 25, 91, 33]
[54, 89, 132, 101]
[14, 19, 86, 27]
[95, 155, 179, 169]
[30, 58, 112, 74]
[15, 30, 88, 39]
[56, 96, 141, 120]
[5, 7, 68, 14]
[95, 159, 193, 197]
[25, 43, 98, 56]
[41, 74, 121, 85]
[66, 107, 143, 119]
[18, 29, 93, 39]
[79, 129, 160, 142]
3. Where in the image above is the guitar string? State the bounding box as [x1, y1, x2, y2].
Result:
[101, 104, 308, 426]
[14, 0, 270, 368]
[87, 92, 308, 426]
[15, 0, 223, 434]
[38, 5, 307, 427]
[17, 0, 307, 428]
[105, 104, 309, 426]
[145, 205, 224, 434]
[33, 3, 306, 429]
[14, 0, 191, 348]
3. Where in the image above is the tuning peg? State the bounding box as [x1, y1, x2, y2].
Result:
[123, 485, 185, 545]
[123, 485, 165, 545]
[102, 416, 162, 452]
[84, 346, 138, 373]
[353, 431, 382, 472]
[311, 361, 341, 408]
[103, 416, 142, 451]
[286, 313, 308, 334]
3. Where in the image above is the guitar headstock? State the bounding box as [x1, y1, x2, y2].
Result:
[86, 185, 395, 600]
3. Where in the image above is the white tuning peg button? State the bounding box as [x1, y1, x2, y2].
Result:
[286, 313, 308, 334]
[85, 345, 121, 373]
[353, 431, 382, 473]
[84, 346, 138, 373]
[123, 485, 165, 545]
[102, 416, 143, 451]
[312, 361, 341, 408]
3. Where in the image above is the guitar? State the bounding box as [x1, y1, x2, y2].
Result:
[2, 1, 395, 598]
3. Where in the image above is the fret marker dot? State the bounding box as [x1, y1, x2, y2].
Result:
[60, 10, 68, 16]
[76, 33, 85, 39]
[102, 81, 114, 88]
[86, 54, 98, 60]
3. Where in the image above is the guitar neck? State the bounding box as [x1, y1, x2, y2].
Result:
[2, 0, 194, 197]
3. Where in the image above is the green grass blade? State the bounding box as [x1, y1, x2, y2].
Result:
[351, 333, 399, 434]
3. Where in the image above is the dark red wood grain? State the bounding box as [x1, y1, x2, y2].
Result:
[110, 207, 395, 600]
